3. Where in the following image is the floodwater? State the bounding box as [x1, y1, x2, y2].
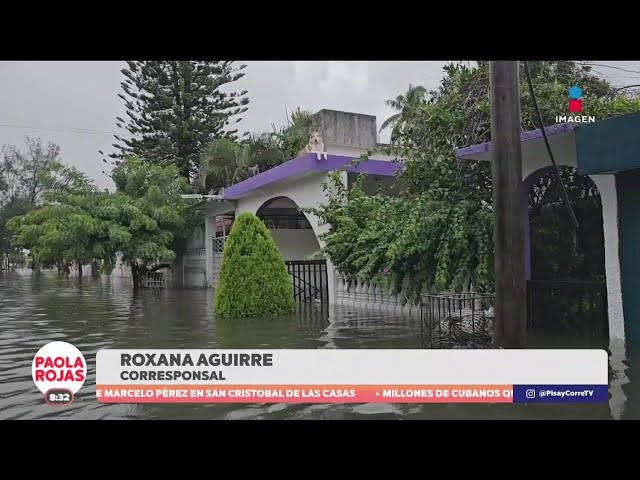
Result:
[0, 271, 637, 420]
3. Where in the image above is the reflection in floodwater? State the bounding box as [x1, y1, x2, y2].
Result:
[0, 271, 633, 420]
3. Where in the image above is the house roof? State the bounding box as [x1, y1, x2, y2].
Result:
[454, 123, 577, 159]
[223, 152, 401, 200]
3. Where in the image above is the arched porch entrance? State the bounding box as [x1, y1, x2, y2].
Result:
[256, 196, 328, 305]
[524, 165, 608, 348]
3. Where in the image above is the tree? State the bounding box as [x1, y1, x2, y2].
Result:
[6, 162, 101, 277]
[0, 197, 32, 265]
[7, 200, 98, 277]
[270, 107, 315, 160]
[379, 84, 427, 142]
[107, 157, 199, 289]
[106, 61, 250, 180]
[2, 137, 61, 204]
[8, 156, 198, 288]
[215, 212, 294, 317]
[312, 61, 640, 301]
[197, 107, 314, 194]
[0, 137, 63, 266]
[197, 136, 284, 194]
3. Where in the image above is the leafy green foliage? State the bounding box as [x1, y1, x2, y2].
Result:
[313, 61, 640, 299]
[0, 137, 64, 260]
[106, 61, 250, 179]
[8, 156, 198, 287]
[197, 136, 286, 194]
[1, 137, 61, 204]
[379, 84, 427, 142]
[98, 157, 197, 284]
[197, 108, 315, 194]
[6, 161, 103, 273]
[311, 171, 492, 302]
[215, 212, 295, 317]
[269, 107, 315, 160]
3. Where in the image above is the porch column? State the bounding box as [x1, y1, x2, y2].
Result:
[204, 213, 215, 288]
[589, 174, 625, 342]
[522, 186, 531, 281]
[309, 214, 336, 306]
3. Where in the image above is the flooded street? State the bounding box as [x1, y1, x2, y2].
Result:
[0, 271, 635, 420]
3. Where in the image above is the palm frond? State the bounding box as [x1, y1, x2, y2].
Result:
[379, 113, 402, 133]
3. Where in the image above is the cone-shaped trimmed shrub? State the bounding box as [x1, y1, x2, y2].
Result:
[215, 212, 295, 317]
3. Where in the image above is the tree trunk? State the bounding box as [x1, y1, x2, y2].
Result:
[91, 260, 100, 280]
[179, 164, 191, 181]
[77, 259, 83, 280]
[131, 264, 142, 292]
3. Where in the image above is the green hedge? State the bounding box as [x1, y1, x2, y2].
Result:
[214, 212, 295, 317]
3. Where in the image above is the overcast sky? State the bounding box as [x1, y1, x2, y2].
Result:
[1, 61, 640, 190]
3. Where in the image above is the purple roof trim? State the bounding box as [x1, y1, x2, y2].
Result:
[224, 153, 401, 200]
[454, 123, 577, 159]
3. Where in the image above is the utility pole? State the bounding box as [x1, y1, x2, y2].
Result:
[490, 61, 527, 349]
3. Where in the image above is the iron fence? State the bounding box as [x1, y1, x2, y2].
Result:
[421, 292, 495, 349]
[526, 279, 609, 344]
[285, 260, 328, 306]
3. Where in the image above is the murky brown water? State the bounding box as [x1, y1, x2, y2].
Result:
[0, 270, 635, 419]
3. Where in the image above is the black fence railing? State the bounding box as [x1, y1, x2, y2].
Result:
[421, 293, 495, 349]
[285, 260, 328, 306]
[526, 279, 609, 344]
[262, 214, 311, 230]
[420, 281, 609, 349]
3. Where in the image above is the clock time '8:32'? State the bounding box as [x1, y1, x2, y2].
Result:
[45, 389, 74, 406]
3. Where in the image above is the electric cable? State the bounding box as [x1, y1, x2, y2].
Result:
[0, 122, 116, 136]
[523, 61, 580, 229]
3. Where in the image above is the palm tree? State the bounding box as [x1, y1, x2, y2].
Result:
[196, 106, 315, 194]
[379, 84, 428, 142]
[197, 135, 287, 194]
[271, 107, 315, 160]
[197, 138, 244, 194]
[242, 132, 286, 171]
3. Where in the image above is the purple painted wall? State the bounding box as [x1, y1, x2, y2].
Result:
[224, 153, 401, 200]
[454, 123, 577, 159]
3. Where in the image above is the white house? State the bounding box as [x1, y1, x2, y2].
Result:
[179, 109, 424, 311]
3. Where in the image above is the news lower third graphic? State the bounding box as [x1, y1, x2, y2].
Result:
[93, 349, 609, 405]
[31, 344, 609, 406]
[32, 341, 87, 406]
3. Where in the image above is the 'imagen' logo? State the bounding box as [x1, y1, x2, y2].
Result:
[569, 85, 582, 113]
[555, 85, 595, 124]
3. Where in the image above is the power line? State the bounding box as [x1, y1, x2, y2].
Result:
[616, 84, 640, 92]
[577, 62, 640, 75]
[523, 61, 579, 230]
[0, 123, 118, 136]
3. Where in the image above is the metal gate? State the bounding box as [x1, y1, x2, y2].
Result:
[285, 260, 328, 305]
[526, 279, 609, 346]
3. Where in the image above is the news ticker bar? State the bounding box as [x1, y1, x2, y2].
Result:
[96, 384, 609, 404]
